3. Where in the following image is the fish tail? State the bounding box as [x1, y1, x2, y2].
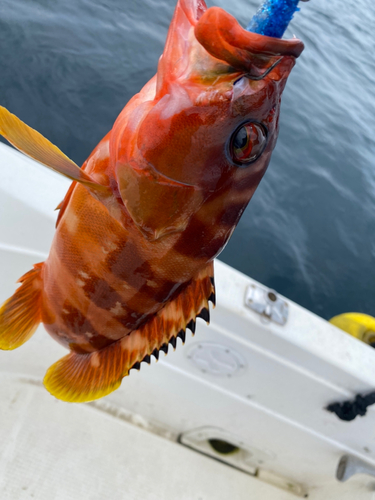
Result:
[0, 263, 44, 350]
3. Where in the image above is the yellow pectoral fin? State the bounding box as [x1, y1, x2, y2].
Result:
[0, 263, 43, 350]
[117, 162, 203, 240]
[0, 106, 108, 193]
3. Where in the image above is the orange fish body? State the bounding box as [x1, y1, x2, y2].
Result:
[0, 0, 303, 402]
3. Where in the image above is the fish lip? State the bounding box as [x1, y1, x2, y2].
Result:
[195, 7, 304, 76]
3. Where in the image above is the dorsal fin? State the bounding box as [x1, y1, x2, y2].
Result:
[0, 106, 109, 194]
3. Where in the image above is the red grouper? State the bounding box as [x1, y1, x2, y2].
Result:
[0, 0, 304, 402]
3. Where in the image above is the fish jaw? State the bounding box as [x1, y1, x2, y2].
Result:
[157, 0, 304, 92]
[195, 6, 304, 75]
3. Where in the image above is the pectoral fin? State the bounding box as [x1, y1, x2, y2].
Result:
[0, 106, 109, 193]
[44, 261, 215, 403]
[0, 263, 43, 350]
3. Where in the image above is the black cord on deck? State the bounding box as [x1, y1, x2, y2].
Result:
[326, 391, 375, 422]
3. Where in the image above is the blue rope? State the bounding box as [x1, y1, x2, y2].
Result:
[247, 0, 307, 38]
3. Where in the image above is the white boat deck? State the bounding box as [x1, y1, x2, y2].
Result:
[1, 142, 375, 499]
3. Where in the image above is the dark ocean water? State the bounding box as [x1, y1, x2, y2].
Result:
[0, 0, 374, 320]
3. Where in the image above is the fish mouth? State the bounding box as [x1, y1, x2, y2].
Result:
[157, 0, 304, 94]
[195, 6, 304, 79]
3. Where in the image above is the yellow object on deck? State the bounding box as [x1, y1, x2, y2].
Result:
[329, 313, 375, 345]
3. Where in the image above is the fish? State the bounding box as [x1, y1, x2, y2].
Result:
[0, 0, 304, 402]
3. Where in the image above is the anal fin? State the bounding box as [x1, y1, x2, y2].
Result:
[0, 263, 43, 350]
[44, 261, 215, 403]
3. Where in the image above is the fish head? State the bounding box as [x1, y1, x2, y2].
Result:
[114, 0, 304, 245]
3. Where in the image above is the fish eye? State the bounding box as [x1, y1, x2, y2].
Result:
[230, 122, 267, 166]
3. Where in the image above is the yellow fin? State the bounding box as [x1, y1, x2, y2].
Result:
[44, 346, 126, 403]
[0, 106, 108, 192]
[44, 261, 215, 403]
[0, 263, 43, 350]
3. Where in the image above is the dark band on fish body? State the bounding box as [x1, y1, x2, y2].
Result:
[106, 245, 184, 311]
[82, 276, 124, 311]
[217, 203, 246, 228]
[61, 303, 97, 333]
[135, 279, 182, 305]
[118, 310, 150, 330]
[106, 241, 152, 287]
[173, 217, 222, 259]
[60, 303, 110, 351]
